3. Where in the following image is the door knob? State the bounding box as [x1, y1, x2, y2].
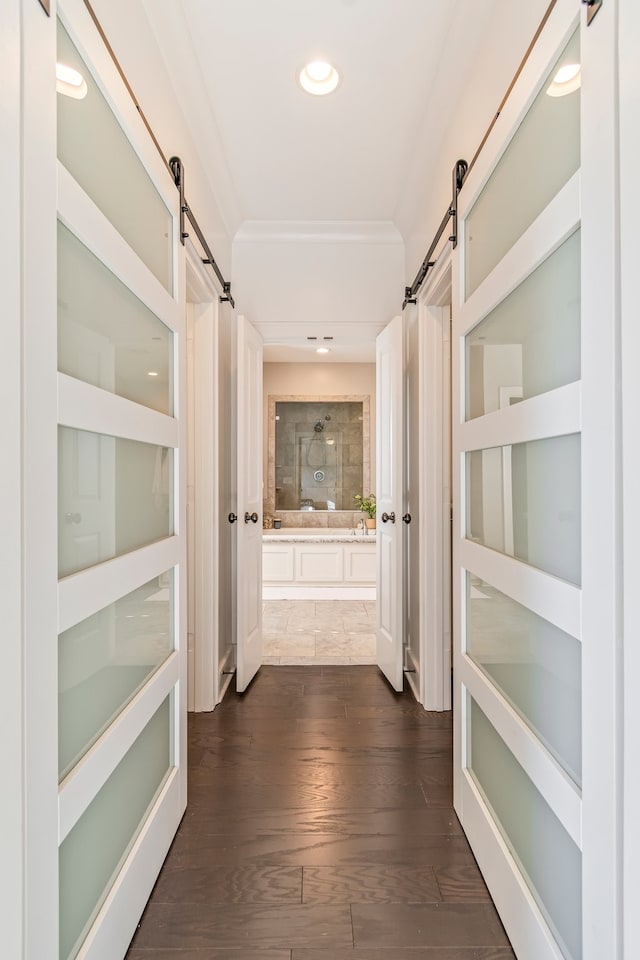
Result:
[228, 513, 238, 524]
[381, 511, 396, 524]
[402, 513, 412, 524]
[244, 511, 259, 524]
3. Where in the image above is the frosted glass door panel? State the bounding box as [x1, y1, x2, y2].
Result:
[58, 223, 173, 414]
[466, 230, 580, 419]
[59, 572, 174, 780]
[59, 697, 171, 960]
[469, 697, 581, 960]
[466, 434, 581, 584]
[57, 22, 173, 292]
[465, 32, 580, 296]
[58, 427, 173, 577]
[467, 574, 581, 783]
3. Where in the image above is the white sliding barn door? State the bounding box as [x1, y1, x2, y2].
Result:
[452, 2, 619, 959]
[376, 315, 404, 691]
[49, 2, 188, 957]
[235, 315, 263, 692]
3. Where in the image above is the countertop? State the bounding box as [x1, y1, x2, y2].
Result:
[263, 530, 375, 544]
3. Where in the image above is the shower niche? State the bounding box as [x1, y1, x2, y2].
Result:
[267, 396, 370, 513]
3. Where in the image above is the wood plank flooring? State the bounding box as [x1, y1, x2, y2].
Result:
[126, 666, 514, 959]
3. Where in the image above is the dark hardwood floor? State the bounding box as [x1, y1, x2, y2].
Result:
[126, 665, 514, 959]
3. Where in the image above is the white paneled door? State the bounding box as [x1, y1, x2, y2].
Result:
[53, 2, 187, 958]
[235, 315, 263, 692]
[376, 315, 404, 691]
[452, 2, 618, 959]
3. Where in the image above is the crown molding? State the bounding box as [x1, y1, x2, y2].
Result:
[234, 220, 404, 245]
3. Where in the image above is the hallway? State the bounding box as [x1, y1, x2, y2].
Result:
[126, 666, 514, 958]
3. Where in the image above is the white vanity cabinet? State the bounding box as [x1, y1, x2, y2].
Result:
[262, 530, 376, 599]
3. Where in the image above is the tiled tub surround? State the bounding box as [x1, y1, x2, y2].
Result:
[265, 509, 366, 529]
[263, 529, 376, 600]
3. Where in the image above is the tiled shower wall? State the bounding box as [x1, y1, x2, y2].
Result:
[274, 400, 365, 511]
[263, 363, 376, 528]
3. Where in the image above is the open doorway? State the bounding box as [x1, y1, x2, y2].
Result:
[260, 345, 378, 665]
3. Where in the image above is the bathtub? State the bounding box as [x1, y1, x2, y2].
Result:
[263, 528, 376, 599]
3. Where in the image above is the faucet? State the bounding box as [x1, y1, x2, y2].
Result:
[359, 517, 368, 536]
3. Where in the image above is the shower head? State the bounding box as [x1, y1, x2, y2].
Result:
[313, 414, 331, 433]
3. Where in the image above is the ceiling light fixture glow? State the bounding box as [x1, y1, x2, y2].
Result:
[316, 347, 330, 354]
[147, 371, 159, 377]
[299, 60, 340, 96]
[56, 62, 88, 100]
[546, 62, 581, 97]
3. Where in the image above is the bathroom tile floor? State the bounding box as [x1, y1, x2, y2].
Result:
[262, 600, 376, 664]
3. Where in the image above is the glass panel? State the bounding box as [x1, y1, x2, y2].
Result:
[59, 572, 174, 780]
[59, 697, 171, 960]
[466, 434, 581, 585]
[57, 21, 173, 292]
[466, 573, 581, 783]
[58, 427, 173, 578]
[465, 31, 580, 296]
[468, 696, 581, 960]
[58, 222, 173, 415]
[466, 230, 580, 419]
[275, 401, 365, 511]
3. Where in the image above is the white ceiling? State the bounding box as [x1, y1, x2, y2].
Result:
[141, 0, 521, 231]
[136, 0, 550, 359]
[174, 0, 464, 223]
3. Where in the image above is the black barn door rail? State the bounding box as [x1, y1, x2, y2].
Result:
[403, 158, 467, 310]
[169, 156, 235, 307]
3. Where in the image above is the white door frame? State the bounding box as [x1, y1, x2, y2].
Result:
[185, 244, 223, 712]
[620, 2, 640, 956]
[1, 2, 52, 956]
[21, 0, 60, 953]
[416, 252, 453, 711]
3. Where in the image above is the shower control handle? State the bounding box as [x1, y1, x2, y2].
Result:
[228, 513, 238, 523]
[381, 511, 396, 524]
[244, 511, 259, 524]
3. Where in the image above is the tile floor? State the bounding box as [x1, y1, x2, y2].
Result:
[262, 600, 376, 665]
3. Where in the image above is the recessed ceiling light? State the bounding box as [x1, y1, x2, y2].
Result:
[316, 347, 330, 354]
[147, 370, 159, 377]
[547, 62, 581, 97]
[299, 60, 340, 96]
[56, 62, 88, 100]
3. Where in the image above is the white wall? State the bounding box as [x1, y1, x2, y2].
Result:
[263, 361, 376, 504]
[233, 225, 404, 336]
